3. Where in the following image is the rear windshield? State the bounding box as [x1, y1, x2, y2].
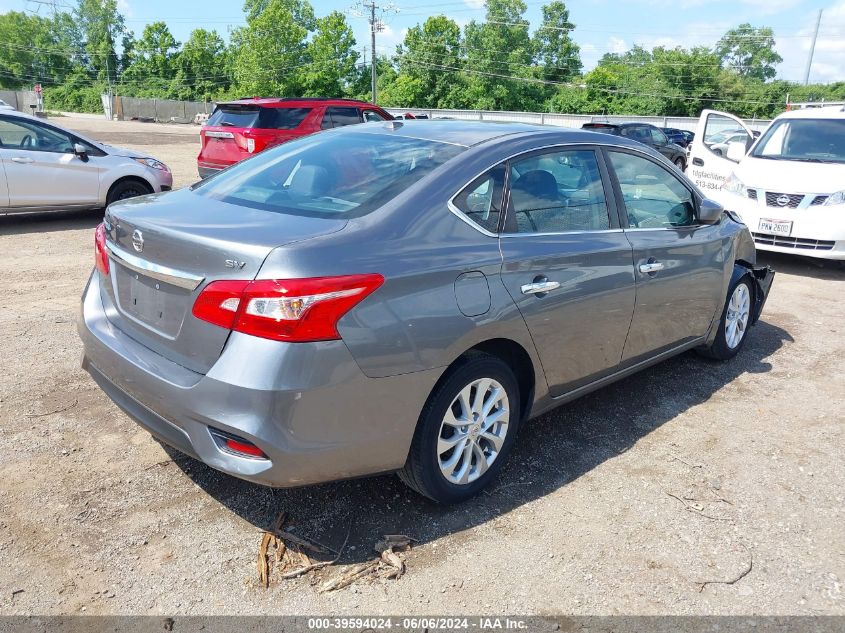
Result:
[207, 105, 311, 130]
[750, 118, 845, 164]
[192, 131, 465, 218]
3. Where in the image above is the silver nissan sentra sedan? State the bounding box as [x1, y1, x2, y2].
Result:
[79, 120, 774, 503]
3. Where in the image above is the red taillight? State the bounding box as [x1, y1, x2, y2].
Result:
[94, 222, 109, 276]
[192, 274, 384, 343]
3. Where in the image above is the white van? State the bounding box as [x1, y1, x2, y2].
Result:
[688, 106, 845, 260]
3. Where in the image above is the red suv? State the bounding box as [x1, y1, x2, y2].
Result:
[197, 97, 393, 178]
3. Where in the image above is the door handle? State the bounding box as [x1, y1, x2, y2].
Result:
[521, 279, 560, 295]
[692, 157, 704, 166]
[11, 157, 34, 164]
[639, 261, 665, 274]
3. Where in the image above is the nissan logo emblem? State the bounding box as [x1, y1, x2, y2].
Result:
[776, 194, 790, 207]
[132, 229, 144, 253]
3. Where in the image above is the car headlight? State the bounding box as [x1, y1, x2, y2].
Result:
[823, 190, 845, 206]
[723, 172, 747, 196]
[133, 157, 169, 172]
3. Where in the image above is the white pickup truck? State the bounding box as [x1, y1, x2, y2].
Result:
[687, 106, 845, 261]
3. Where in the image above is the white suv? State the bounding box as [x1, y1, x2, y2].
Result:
[688, 106, 845, 260]
[1, 110, 172, 215]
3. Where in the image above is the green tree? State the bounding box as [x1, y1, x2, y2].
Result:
[302, 11, 358, 97]
[716, 23, 782, 81]
[126, 22, 180, 81]
[393, 15, 466, 108]
[74, 0, 132, 83]
[532, 1, 581, 83]
[173, 28, 229, 101]
[230, 0, 316, 96]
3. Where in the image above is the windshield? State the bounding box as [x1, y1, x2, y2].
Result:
[751, 118, 845, 164]
[192, 131, 465, 218]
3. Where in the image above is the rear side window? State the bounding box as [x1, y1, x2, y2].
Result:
[258, 107, 311, 129]
[321, 106, 363, 129]
[507, 149, 610, 233]
[452, 164, 506, 234]
[192, 131, 464, 219]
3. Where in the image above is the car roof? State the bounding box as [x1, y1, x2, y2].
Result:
[218, 97, 378, 108]
[777, 105, 845, 120]
[333, 119, 649, 149]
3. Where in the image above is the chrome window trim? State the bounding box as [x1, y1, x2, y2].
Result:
[448, 140, 656, 238]
[500, 228, 624, 238]
[107, 242, 205, 291]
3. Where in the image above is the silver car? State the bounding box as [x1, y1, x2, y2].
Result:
[0, 110, 172, 214]
[78, 121, 774, 503]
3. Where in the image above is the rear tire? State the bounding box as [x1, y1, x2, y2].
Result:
[698, 276, 753, 361]
[106, 179, 152, 206]
[398, 353, 521, 504]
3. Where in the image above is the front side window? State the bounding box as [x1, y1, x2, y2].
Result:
[452, 165, 505, 233]
[507, 149, 610, 233]
[750, 118, 845, 164]
[0, 116, 74, 153]
[363, 109, 387, 122]
[192, 131, 464, 219]
[650, 127, 668, 145]
[608, 151, 696, 228]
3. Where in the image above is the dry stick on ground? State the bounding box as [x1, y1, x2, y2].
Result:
[697, 543, 753, 593]
[280, 523, 352, 580]
[666, 492, 731, 522]
[257, 532, 273, 588]
[318, 560, 380, 593]
[277, 530, 336, 556]
[26, 399, 78, 418]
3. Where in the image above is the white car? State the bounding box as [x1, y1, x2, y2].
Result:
[687, 106, 845, 260]
[0, 99, 15, 111]
[0, 109, 172, 215]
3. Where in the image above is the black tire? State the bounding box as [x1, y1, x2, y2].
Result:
[398, 352, 521, 504]
[698, 276, 754, 361]
[107, 179, 152, 206]
[674, 156, 686, 171]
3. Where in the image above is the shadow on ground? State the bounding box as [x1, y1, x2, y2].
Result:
[167, 318, 792, 564]
[0, 208, 102, 236]
[757, 252, 844, 281]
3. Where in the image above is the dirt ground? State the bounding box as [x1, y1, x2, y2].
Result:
[0, 115, 843, 617]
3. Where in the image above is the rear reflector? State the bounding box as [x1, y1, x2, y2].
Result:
[94, 222, 109, 276]
[192, 274, 384, 343]
[209, 428, 268, 459]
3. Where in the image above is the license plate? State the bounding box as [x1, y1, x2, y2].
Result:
[128, 274, 167, 324]
[758, 218, 792, 236]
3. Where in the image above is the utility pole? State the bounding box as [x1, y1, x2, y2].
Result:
[351, 0, 396, 104]
[803, 9, 822, 86]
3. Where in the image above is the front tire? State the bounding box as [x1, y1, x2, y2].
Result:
[106, 179, 152, 206]
[398, 353, 521, 503]
[699, 276, 753, 361]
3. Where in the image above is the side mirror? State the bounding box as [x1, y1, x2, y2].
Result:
[725, 141, 747, 163]
[73, 142, 88, 158]
[698, 198, 724, 225]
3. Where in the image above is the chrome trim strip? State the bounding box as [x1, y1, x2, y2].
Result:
[500, 228, 624, 237]
[447, 200, 499, 238]
[107, 242, 205, 291]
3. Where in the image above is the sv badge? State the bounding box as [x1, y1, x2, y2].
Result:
[225, 259, 247, 269]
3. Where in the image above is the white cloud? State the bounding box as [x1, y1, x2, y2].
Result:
[773, 0, 845, 82]
[116, 0, 133, 19]
[739, 0, 803, 14]
[608, 36, 628, 54]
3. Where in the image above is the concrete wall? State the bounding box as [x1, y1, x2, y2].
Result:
[114, 96, 213, 123]
[0, 90, 39, 113]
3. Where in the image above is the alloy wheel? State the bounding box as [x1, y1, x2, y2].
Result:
[725, 283, 751, 349]
[437, 377, 509, 485]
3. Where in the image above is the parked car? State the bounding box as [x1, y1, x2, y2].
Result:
[661, 127, 693, 148]
[1, 109, 172, 215]
[0, 99, 15, 111]
[688, 106, 845, 260]
[197, 97, 393, 178]
[80, 120, 774, 503]
[582, 122, 688, 170]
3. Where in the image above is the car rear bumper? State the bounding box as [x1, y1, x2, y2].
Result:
[720, 192, 845, 260]
[78, 272, 442, 488]
[197, 162, 228, 179]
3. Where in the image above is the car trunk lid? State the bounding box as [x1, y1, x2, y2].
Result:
[100, 188, 347, 373]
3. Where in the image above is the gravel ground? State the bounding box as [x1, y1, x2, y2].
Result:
[0, 115, 843, 617]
